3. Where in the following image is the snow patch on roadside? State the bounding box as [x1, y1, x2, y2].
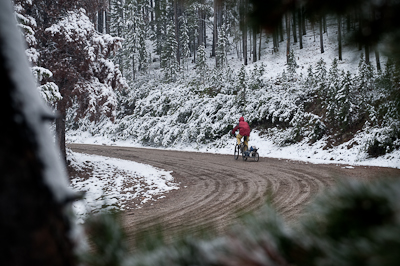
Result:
[69, 151, 179, 224]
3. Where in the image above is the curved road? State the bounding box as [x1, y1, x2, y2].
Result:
[69, 144, 400, 242]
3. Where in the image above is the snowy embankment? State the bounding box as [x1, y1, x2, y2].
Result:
[69, 150, 179, 224]
[68, 130, 400, 169]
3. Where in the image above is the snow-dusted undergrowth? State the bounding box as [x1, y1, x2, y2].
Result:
[66, 16, 399, 168]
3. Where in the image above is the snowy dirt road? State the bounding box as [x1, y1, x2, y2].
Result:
[69, 144, 400, 244]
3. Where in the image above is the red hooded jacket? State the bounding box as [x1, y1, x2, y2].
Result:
[232, 117, 251, 136]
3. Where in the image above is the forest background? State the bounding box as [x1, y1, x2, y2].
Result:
[14, 0, 400, 166]
[3, 0, 400, 265]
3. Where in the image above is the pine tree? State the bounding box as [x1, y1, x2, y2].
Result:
[136, 0, 149, 73]
[162, 20, 179, 82]
[286, 49, 298, 81]
[14, 0, 61, 103]
[216, 23, 228, 68]
[196, 44, 207, 83]
[109, 0, 125, 75]
[314, 58, 328, 97]
[337, 70, 356, 130]
[325, 58, 341, 124]
[180, 13, 191, 72]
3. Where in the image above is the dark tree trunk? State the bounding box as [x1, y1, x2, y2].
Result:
[302, 6, 306, 35]
[319, 17, 324, 53]
[273, 30, 279, 52]
[242, 0, 248, 65]
[198, 8, 203, 46]
[347, 13, 351, 32]
[98, 9, 104, 33]
[253, 27, 257, 62]
[298, 8, 303, 49]
[106, 0, 111, 34]
[203, 12, 206, 47]
[259, 27, 262, 60]
[292, 11, 297, 43]
[174, 0, 180, 64]
[243, 26, 247, 65]
[150, 0, 154, 24]
[286, 13, 291, 64]
[375, 49, 381, 71]
[323, 15, 327, 33]
[279, 17, 284, 42]
[338, 15, 342, 60]
[55, 101, 66, 162]
[212, 0, 217, 59]
[0, 1, 76, 264]
[365, 45, 370, 64]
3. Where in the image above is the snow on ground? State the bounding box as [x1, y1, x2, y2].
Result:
[69, 150, 179, 224]
[68, 129, 400, 169]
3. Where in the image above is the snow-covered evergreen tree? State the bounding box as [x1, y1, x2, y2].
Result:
[14, 0, 61, 103]
[180, 14, 191, 73]
[314, 58, 328, 97]
[216, 23, 228, 68]
[161, 19, 179, 82]
[196, 44, 207, 84]
[286, 49, 298, 81]
[337, 70, 357, 130]
[136, 1, 149, 73]
[45, 9, 126, 121]
[325, 58, 341, 125]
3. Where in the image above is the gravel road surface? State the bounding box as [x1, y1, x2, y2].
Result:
[69, 144, 400, 243]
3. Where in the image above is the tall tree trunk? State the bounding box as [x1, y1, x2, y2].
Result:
[365, 45, 370, 64]
[338, 15, 342, 60]
[286, 13, 291, 64]
[273, 30, 279, 52]
[302, 6, 306, 35]
[323, 15, 327, 33]
[347, 13, 351, 32]
[174, 0, 180, 65]
[98, 9, 104, 33]
[258, 27, 262, 60]
[212, 0, 217, 59]
[298, 8, 303, 49]
[279, 17, 284, 42]
[253, 27, 257, 62]
[319, 17, 324, 53]
[375, 49, 381, 71]
[203, 12, 206, 47]
[198, 8, 203, 46]
[242, 0, 248, 65]
[292, 11, 297, 43]
[55, 101, 66, 162]
[150, 0, 154, 24]
[106, 1, 111, 34]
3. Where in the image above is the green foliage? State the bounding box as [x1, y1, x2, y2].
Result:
[83, 213, 129, 266]
[298, 179, 400, 266]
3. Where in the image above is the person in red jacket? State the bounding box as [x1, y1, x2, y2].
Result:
[232, 116, 251, 151]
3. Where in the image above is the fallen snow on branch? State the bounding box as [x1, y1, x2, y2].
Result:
[69, 151, 179, 224]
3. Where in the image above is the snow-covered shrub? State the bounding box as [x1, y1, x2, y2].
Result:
[366, 122, 400, 157]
